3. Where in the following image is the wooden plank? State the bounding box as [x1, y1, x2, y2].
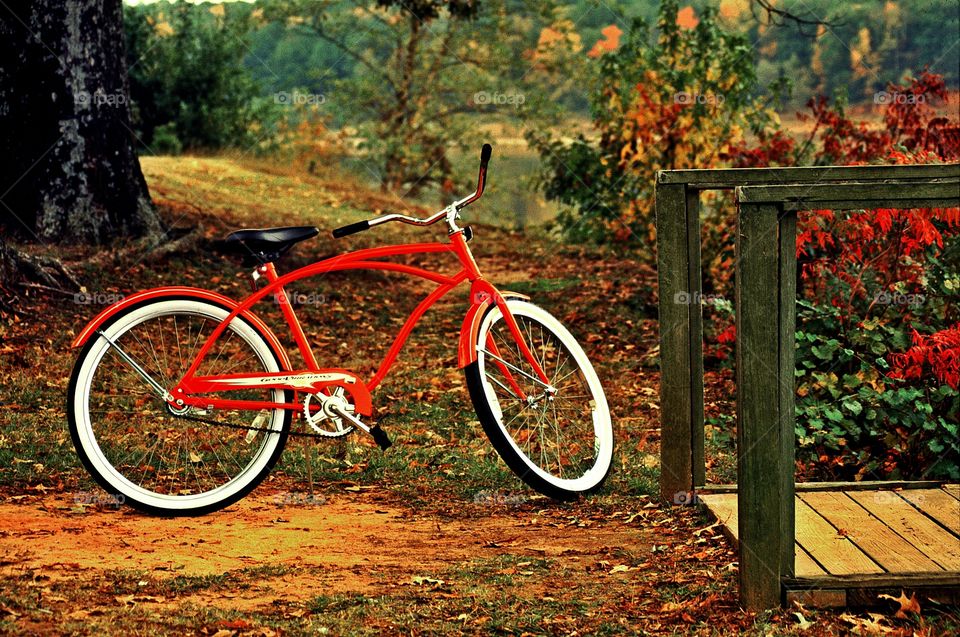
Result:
[735, 201, 786, 610]
[686, 186, 705, 489]
[778, 210, 797, 579]
[698, 493, 826, 577]
[699, 493, 739, 536]
[737, 179, 959, 205]
[658, 163, 960, 187]
[786, 572, 960, 608]
[794, 497, 884, 575]
[782, 197, 960, 211]
[799, 492, 940, 573]
[794, 480, 948, 492]
[852, 491, 960, 570]
[898, 489, 960, 535]
[795, 545, 827, 578]
[786, 589, 847, 608]
[656, 183, 694, 503]
[944, 485, 960, 500]
[699, 481, 947, 494]
[787, 572, 960, 589]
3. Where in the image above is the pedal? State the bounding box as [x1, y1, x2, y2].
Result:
[370, 425, 392, 450]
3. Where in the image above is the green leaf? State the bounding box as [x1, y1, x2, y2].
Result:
[842, 399, 862, 416]
[824, 407, 844, 423]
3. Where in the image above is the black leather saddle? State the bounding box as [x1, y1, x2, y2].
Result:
[222, 226, 319, 266]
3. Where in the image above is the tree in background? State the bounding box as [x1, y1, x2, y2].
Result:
[124, 3, 277, 153]
[530, 0, 779, 244]
[259, 0, 566, 199]
[0, 0, 161, 293]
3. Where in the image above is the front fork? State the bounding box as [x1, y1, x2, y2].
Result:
[469, 280, 555, 402]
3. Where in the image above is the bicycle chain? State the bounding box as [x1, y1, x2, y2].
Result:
[177, 412, 356, 440]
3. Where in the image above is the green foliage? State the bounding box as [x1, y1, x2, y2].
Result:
[795, 299, 959, 481]
[124, 2, 280, 152]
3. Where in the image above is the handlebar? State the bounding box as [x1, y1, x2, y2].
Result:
[332, 143, 492, 238]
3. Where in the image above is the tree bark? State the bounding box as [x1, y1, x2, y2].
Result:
[0, 0, 162, 245]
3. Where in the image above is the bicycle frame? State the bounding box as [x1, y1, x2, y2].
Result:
[144, 230, 552, 417]
[72, 143, 553, 421]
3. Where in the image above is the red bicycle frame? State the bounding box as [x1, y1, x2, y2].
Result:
[167, 231, 548, 416]
[72, 143, 552, 423]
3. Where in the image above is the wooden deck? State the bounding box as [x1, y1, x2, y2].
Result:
[700, 485, 960, 607]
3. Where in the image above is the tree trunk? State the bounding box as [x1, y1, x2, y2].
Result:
[0, 0, 162, 245]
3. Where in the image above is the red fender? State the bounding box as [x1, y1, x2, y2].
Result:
[70, 286, 292, 371]
[457, 281, 529, 368]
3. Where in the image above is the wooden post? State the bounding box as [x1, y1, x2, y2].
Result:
[686, 188, 705, 488]
[656, 181, 694, 503]
[735, 199, 787, 610]
[778, 210, 797, 579]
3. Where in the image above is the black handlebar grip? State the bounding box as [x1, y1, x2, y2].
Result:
[480, 143, 492, 167]
[332, 220, 370, 238]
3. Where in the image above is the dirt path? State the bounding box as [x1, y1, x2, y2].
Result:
[0, 491, 651, 613]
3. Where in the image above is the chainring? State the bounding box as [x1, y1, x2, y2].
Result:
[302, 387, 356, 438]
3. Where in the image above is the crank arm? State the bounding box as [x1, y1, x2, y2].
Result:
[330, 405, 392, 450]
[96, 330, 174, 403]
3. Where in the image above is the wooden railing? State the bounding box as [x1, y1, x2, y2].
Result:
[654, 163, 960, 609]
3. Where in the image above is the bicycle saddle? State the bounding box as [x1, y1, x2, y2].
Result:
[222, 226, 319, 265]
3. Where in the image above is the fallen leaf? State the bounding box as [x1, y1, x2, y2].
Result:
[793, 611, 813, 630]
[878, 590, 921, 618]
[411, 576, 444, 586]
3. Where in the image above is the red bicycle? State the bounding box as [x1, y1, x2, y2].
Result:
[67, 145, 614, 515]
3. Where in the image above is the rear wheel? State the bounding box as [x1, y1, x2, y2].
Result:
[68, 297, 291, 516]
[465, 300, 613, 500]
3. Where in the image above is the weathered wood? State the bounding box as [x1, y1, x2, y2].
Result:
[656, 183, 695, 503]
[944, 485, 960, 500]
[899, 489, 960, 535]
[795, 546, 826, 578]
[686, 187, 705, 488]
[700, 480, 951, 494]
[852, 491, 960, 570]
[798, 492, 940, 572]
[698, 492, 826, 577]
[795, 481, 950, 492]
[794, 497, 884, 576]
[786, 572, 960, 608]
[784, 197, 960, 211]
[658, 163, 960, 187]
[785, 589, 847, 608]
[736, 179, 959, 206]
[778, 210, 797, 579]
[735, 201, 786, 609]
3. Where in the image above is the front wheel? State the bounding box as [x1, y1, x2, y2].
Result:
[465, 300, 614, 500]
